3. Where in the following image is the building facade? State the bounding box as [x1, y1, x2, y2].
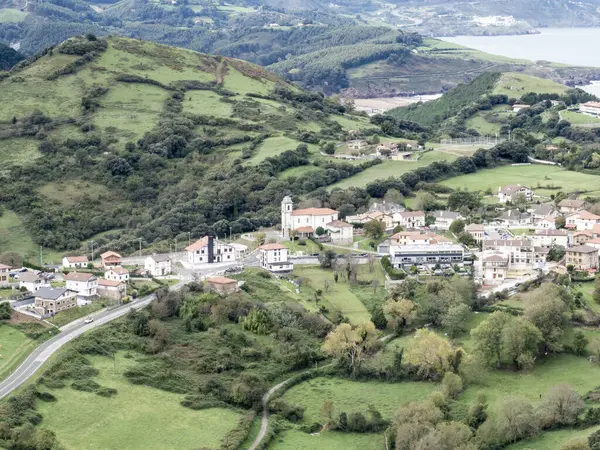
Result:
[326, 220, 354, 245]
[186, 236, 238, 264]
[482, 254, 509, 286]
[432, 211, 462, 231]
[104, 267, 129, 282]
[566, 245, 599, 271]
[0, 264, 9, 285]
[530, 229, 569, 248]
[393, 211, 426, 229]
[258, 243, 293, 273]
[100, 251, 122, 268]
[497, 184, 533, 204]
[64, 272, 98, 297]
[97, 279, 126, 301]
[389, 244, 464, 268]
[62, 256, 89, 269]
[206, 277, 239, 294]
[34, 287, 77, 316]
[145, 255, 172, 277]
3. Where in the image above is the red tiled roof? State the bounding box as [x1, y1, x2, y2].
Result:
[577, 211, 600, 220]
[399, 210, 425, 218]
[0, 264, 11, 270]
[186, 237, 209, 251]
[327, 220, 353, 228]
[64, 272, 96, 282]
[291, 208, 337, 216]
[65, 256, 88, 263]
[107, 266, 129, 275]
[296, 226, 314, 233]
[100, 251, 121, 259]
[207, 276, 237, 285]
[98, 279, 123, 287]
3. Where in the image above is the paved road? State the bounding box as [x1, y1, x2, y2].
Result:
[0, 279, 188, 400]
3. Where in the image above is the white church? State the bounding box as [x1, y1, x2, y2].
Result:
[281, 196, 353, 245]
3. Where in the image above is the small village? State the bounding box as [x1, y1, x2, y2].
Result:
[1, 186, 598, 325]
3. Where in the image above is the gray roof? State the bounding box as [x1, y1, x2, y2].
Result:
[150, 254, 171, 262]
[35, 287, 74, 300]
[433, 211, 461, 220]
[500, 210, 530, 220]
[532, 204, 555, 216]
[568, 245, 598, 254]
[19, 272, 40, 282]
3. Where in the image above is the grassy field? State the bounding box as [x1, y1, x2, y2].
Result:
[37, 353, 243, 450]
[0, 211, 63, 263]
[292, 265, 385, 325]
[278, 165, 322, 179]
[0, 138, 41, 167]
[493, 72, 569, 97]
[507, 425, 600, 450]
[282, 239, 322, 255]
[249, 136, 305, 164]
[182, 90, 233, 117]
[328, 151, 457, 190]
[0, 325, 36, 381]
[440, 165, 600, 197]
[562, 110, 600, 126]
[47, 303, 104, 328]
[270, 430, 384, 450]
[0, 8, 28, 22]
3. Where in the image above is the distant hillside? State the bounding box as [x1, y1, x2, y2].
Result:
[0, 42, 22, 70]
[0, 35, 374, 260]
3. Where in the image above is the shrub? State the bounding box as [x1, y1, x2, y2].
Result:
[96, 387, 118, 397]
[34, 392, 56, 402]
[71, 379, 100, 392]
[441, 372, 463, 399]
[269, 399, 305, 422]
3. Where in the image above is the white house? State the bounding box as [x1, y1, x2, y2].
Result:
[558, 199, 586, 214]
[536, 216, 556, 230]
[186, 236, 238, 264]
[497, 185, 533, 204]
[580, 101, 600, 117]
[145, 255, 172, 277]
[19, 272, 48, 293]
[432, 211, 462, 231]
[61, 256, 89, 269]
[529, 229, 569, 248]
[104, 266, 129, 282]
[393, 211, 426, 229]
[325, 220, 354, 245]
[281, 196, 339, 239]
[566, 211, 600, 231]
[498, 209, 531, 226]
[346, 212, 393, 229]
[390, 231, 450, 246]
[482, 254, 509, 286]
[0, 264, 10, 285]
[512, 104, 530, 113]
[531, 203, 557, 222]
[258, 243, 293, 273]
[64, 272, 98, 298]
[465, 224, 485, 244]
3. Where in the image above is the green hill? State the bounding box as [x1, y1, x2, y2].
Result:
[0, 35, 373, 261]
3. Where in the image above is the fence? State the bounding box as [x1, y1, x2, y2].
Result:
[440, 136, 505, 146]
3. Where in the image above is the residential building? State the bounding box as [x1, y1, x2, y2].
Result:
[573, 230, 594, 246]
[186, 236, 238, 264]
[580, 101, 600, 117]
[34, 287, 77, 316]
[390, 231, 450, 246]
[97, 279, 126, 301]
[536, 217, 556, 230]
[104, 266, 129, 282]
[100, 251, 122, 268]
[19, 272, 47, 293]
[432, 211, 463, 231]
[558, 199, 586, 214]
[64, 272, 98, 297]
[145, 255, 172, 277]
[497, 209, 531, 226]
[393, 211, 426, 229]
[206, 276, 239, 294]
[376, 142, 398, 154]
[566, 245, 599, 271]
[258, 243, 293, 273]
[369, 201, 404, 215]
[531, 203, 557, 221]
[593, 224, 600, 238]
[281, 196, 339, 239]
[512, 104, 530, 112]
[0, 264, 9, 285]
[497, 184, 533, 204]
[465, 224, 485, 244]
[483, 239, 548, 270]
[530, 229, 569, 248]
[230, 243, 249, 260]
[346, 212, 393, 229]
[389, 244, 464, 268]
[566, 211, 600, 231]
[61, 256, 89, 269]
[482, 254, 509, 286]
[348, 139, 367, 151]
[585, 238, 600, 251]
[326, 220, 354, 245]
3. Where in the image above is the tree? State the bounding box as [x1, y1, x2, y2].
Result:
[364, 219, 385, 240]
[415, 191, 438, 211]
[538, 384, 585, 428]
[384, 188, 404, 205]
[441, 372, 463, 399]
[457, 232, 477, 248]
[441, 304, 471, 338]
[556, 215, 566, 229]
[448, 190, 481, 211]
[512, 192, 528, 209]
[383, 299, 416, 332]
[370, 305, 387, 330]
[506, 322, 542, 371]
[562, 438, 590, 450]
[594, 275, 600, 304]
[524, 284, 570, 352]
[404, 329, 454, 379]
[322, 322, 379, 375]
[471, 311, 511, 368]
[319, 249, 337, 269]
[449, 219, 466, 235]
[494, 397, 540, 444]
[0, 251, 22, 268]
[573, 330, 589, 356]
[315, 226, 326, 236]
[589, 429, 600, 450]
[323, 142, 335, 155]
[547, 244, 566, 262]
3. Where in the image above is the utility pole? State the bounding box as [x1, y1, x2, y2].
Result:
[229, 227, 232, 242]
[40, 245, 43, 266]
[138, 238, 142, 258]
[188, 232, 191, 248]
[174, 238, 177, 253]
[90, 240, 95, 263]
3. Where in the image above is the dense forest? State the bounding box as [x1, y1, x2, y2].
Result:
[0, 42, 22, 70]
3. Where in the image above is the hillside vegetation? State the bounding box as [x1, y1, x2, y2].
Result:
[0, 34, 378, 258]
